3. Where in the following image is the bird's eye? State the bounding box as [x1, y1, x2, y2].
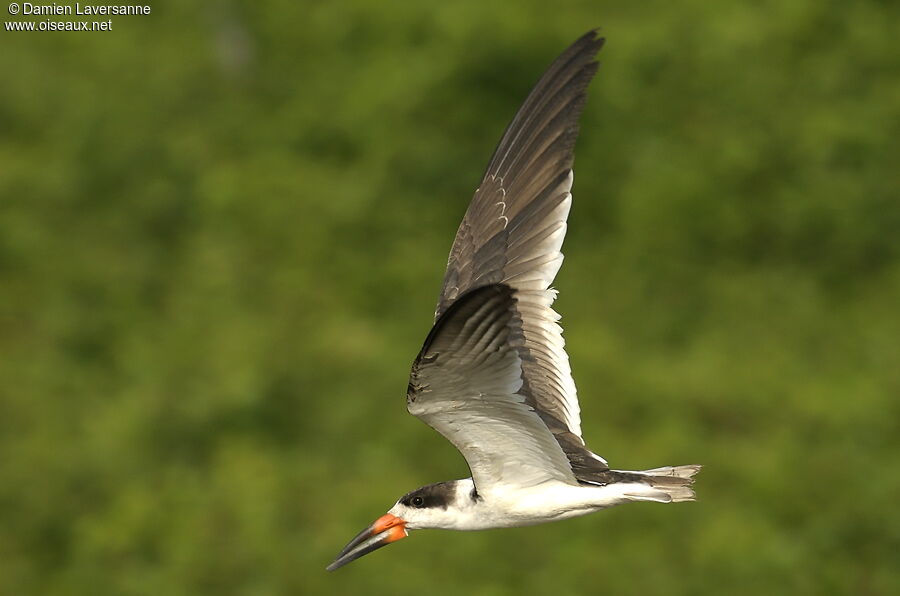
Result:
[411, 496, 425, 508]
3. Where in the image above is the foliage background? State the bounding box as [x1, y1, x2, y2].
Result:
[2, 1, 898, 595]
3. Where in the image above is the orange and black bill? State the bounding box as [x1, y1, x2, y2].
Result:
[326, 513, 408, 571]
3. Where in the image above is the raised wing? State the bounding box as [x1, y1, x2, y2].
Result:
[408, 285, 578, 491]
[436, 30, 604, 317]
[428, 31, 608, 474]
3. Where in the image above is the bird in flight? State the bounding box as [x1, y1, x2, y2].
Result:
[327, 30, 700, 572]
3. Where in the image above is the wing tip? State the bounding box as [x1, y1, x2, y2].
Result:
[574, 28, 606, 58]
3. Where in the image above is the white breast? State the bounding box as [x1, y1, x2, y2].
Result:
[448, 481, 656, 531]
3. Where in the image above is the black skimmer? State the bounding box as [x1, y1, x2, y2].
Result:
[327, 30, 701, 572]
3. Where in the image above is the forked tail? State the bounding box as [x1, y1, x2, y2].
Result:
[622, 465, 702, 503]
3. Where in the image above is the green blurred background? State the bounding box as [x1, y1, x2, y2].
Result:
[2, 1, 899, 594]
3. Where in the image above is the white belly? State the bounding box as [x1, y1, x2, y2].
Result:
[451, 481, 650, 530]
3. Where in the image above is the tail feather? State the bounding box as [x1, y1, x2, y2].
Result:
[631, 464, 702, 503]
[576, 464, 702, 504]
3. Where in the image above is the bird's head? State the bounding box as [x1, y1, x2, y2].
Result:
[327, 480, 471, 571]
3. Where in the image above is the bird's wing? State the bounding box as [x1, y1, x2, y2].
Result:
[408, 285, 578, 491]
[429, 31, 608, 470]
